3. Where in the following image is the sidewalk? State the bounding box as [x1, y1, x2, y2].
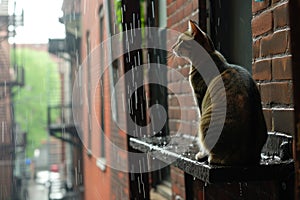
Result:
[27, 179, 48, 200]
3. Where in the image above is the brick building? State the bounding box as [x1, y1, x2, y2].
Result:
[47, 0, 85, 199]
[0, 17, 14, 200]
[0, 1, 24, 199]
[0, 0, 14, 199]
[166, 0, 295, 199]
[79, 0, 113, 199]
[77, 0, 138, 198]
[60, 0, 300, 199]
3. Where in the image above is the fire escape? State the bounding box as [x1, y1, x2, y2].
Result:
[47, 0, 81, 147]
[0, 0, 25, 199]
[47, 30, 81, 146]
[47, 104, 78, 146]
[47, 0, 83, 198]
[47, 41, 83, 198]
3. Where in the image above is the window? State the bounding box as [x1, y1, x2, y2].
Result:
[99, 6, 105, 158]
[86, 31, 92, 155]
[209, 0, 252, 71]
[111, 59, 119, 123]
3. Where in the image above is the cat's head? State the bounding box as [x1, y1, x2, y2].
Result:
[172, 20, 215, 59]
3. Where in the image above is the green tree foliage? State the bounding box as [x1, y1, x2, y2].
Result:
[12, 48, 60, 157]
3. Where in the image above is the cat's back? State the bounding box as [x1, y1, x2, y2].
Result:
[222, 64, 254, 93]
[201, 64, 267, 165]
[201, 63, 263, 134]
[218, 64, 264, 124]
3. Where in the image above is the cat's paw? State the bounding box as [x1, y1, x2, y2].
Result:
[195, 152, 208, 162]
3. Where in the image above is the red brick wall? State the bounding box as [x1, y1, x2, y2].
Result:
[80, 0, 111, 199]
[0, 35, 13, 200]
[252, 0, 294, 135]
[167, 0, 294, 199]
[167, 0, 200, 32]
[80, 0, 129, 199]
[170, 166, 186, 199]
[167, 0, 200, 199]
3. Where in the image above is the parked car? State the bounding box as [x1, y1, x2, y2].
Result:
[35, 170, 66, 199]
[49, 178, 66, 200]
[35, 171, 52, 186]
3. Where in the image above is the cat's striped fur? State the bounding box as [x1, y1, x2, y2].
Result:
[172, 20, 267, 165]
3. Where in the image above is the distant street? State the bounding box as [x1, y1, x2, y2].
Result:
[27, 180, 48, 200]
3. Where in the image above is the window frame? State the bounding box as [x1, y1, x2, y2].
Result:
[208, 0, 252, 72]
[86, 31, 92, 155]
[99, 6, 106, 159]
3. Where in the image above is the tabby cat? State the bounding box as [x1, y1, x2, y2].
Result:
[172, 20, 267, 165]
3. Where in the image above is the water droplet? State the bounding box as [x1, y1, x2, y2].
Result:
[130, 23, 133, 43]
[133, 13, 136, 33]
[151, 1, 155, 18]
[2, 121, 5, 142]
[239, 182, 243, 197]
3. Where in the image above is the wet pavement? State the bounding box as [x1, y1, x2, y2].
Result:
[27, 180, 48, 200]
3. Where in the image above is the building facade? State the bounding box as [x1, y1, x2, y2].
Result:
[0, 0, 14, 199]
[167, 0, 294, 199]
[60, 0, 300, 199]
[47, 0, 85, 199]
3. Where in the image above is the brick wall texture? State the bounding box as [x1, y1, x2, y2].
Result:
[0, 39, 13, 200]
[77, 0, 295, 199]
[80, 0, 128, 199]
[252, 0, 294, 135]
[166, 0, 294, 199]
[167, 0, 200, 199]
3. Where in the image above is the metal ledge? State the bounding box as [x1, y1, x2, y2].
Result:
[130, 133, 294, 184]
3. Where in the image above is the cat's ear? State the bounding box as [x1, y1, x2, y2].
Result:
[188, 20, 215, 53]
[188, 20, 200, 36]
[188, 20, 205, 36]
